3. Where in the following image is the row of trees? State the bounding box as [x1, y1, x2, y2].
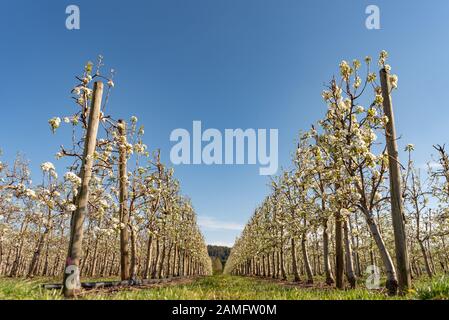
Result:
[0, 57, 211, 297]
[224, 51, 449, 295]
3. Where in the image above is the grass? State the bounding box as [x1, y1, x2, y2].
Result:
[0, 277, 63, 300]
[414, 275, 449, 300]
[0, 274, 448, 300]
[95, 275, 396, 300]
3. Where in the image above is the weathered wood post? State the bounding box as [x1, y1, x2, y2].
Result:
[335, 210, 344, 289]
[63, 81, 103, 298]
[380, 68, 412, 293]
[118, 119, 131, 280]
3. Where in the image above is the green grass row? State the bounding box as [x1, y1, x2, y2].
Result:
[0, 274, 448, 300]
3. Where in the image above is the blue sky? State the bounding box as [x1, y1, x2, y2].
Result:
[1, 0, 449, 246]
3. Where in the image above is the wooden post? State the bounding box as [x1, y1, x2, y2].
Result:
[380, 68, 412, 293]
[63, 81, 103, 298]
[335, 211, 344, 289]
[118, 119, 131, 280]
[322, 219, 335, 285]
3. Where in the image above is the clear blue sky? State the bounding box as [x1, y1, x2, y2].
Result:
[1, 0, 449, 246]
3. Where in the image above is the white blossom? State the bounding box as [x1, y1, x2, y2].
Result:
[66, 204, 77, 212]
[41, 162, 56, 173]
[48, 117, 61, 133]
[64, 172, 82, 185]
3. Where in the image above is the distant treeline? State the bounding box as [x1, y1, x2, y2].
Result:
[207, 245, 231, 264]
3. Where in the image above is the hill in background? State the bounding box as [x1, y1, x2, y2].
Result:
[207, 245, 231, 274]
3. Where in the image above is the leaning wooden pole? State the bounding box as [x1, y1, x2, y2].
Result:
[63, 81, 104, 298]
[118, 119, 131, 281]
[380, 68, 412, 294]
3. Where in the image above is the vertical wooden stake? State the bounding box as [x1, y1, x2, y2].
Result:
[118, 119, 131, 280]
[63, 81, 103, 298]
[335, 210, 344, 289]
[380, 68, 412, 293]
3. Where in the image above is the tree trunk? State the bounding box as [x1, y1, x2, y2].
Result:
[280, 241, 287, 280]
[90, 237, 99, 277]
[42, 236, 51, 276]
[418, 240, 433, 278]
[364, 210, 398, 295]
[262, 255, 266, 277]
[301, 233, 314, 284]
[266, 253, 271, 277]
[165, 243, 173, 277]
[275, 251, 280, 278]
[343, 219, 356, 288]
[158, 239, 166, 279]
[291, 238, 300, 282]
[27, 226, 50, 278]
[144, 235, 153, 279]
[322, 219, 335, 285]
[349, 215, 362, 277]
[129, 225, 138, 280]
[100, 247, 108, 277]
[109, 252, 116, 276]
[118, 119, 131, 281]
[152, 239, 160, 278]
